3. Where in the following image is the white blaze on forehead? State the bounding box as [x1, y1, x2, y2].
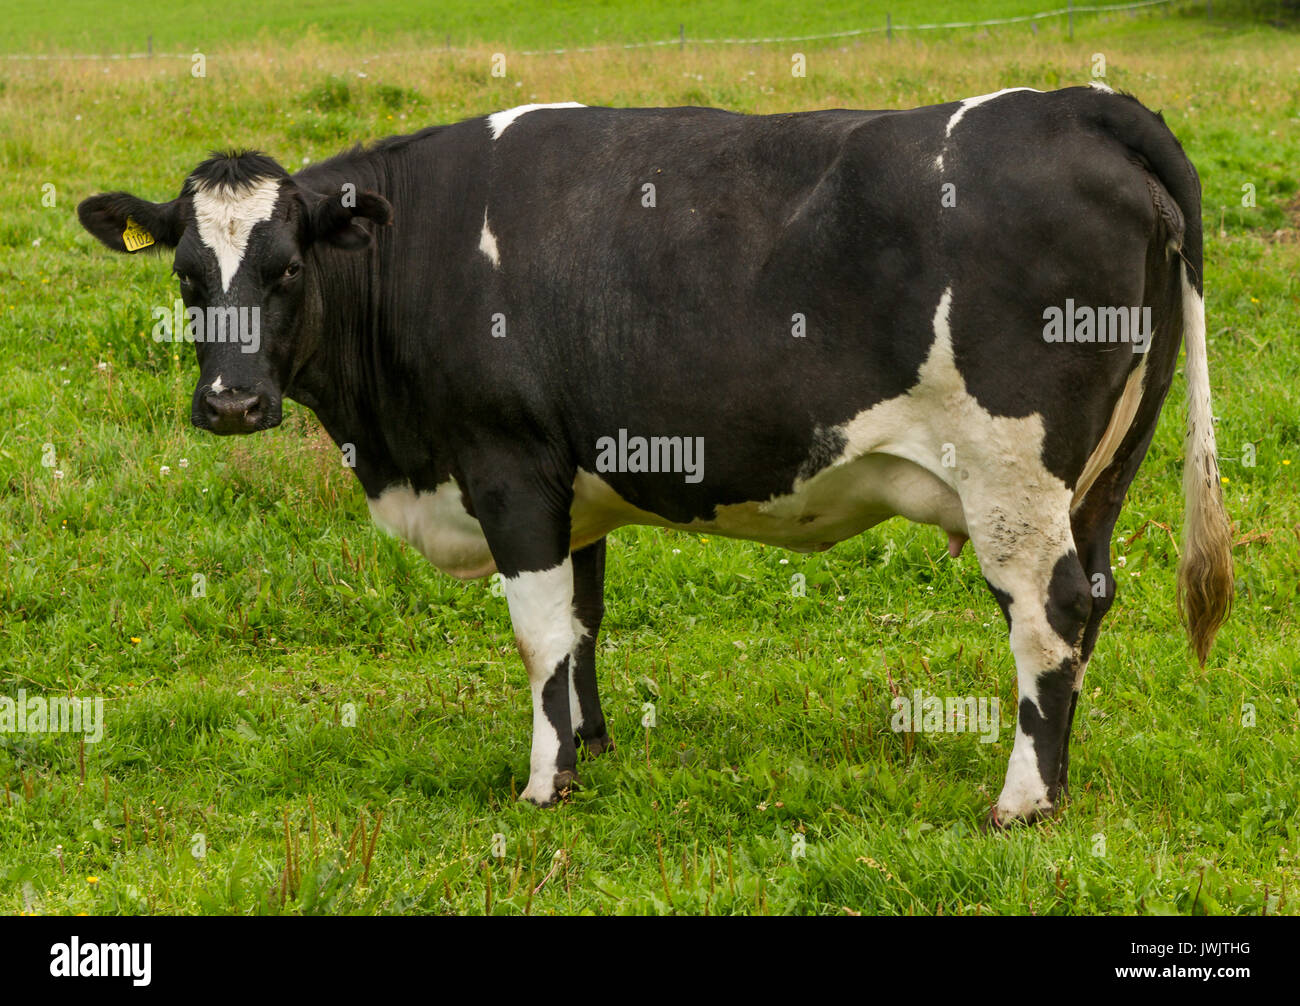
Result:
[191, 177, 282, 293]
[487, 101, 585, 140]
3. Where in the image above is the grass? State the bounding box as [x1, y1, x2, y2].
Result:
[0, 0, 1200, 55]
[1, 2, 1298, 915]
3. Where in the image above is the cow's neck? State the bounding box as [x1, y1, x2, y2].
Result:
[288, 155, 444, 499]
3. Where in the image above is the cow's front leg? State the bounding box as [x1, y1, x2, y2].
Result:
[571, 538, 614, 757]
[470, 472, 582, 806]
[505, 556, 581, 805]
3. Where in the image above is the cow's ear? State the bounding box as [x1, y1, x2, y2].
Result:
[77, 192, 185, 254]
[305, 189, 393, 250]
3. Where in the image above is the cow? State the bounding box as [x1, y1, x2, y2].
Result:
[77, 86, 1233, 825]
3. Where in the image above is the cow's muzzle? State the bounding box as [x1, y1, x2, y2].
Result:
[194, 388, 281, 435]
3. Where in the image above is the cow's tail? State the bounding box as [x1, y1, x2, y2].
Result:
[1084, 86, 1233, 663]
[1176, 267, 1233, 664]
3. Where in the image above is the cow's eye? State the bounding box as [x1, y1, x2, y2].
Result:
[174, 270, 193, 289]
[282, 260, 302, 281]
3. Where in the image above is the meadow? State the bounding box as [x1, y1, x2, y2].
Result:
[0, 1, 1297, 915]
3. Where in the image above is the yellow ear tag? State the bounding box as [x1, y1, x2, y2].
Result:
[122, 216, 155, 252]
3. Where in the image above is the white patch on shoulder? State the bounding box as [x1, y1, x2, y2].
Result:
[191, 177, 281, 293]
[478, 210, 500, 268]
[942, 86, 1041, 138]
[367, 480, 495, 579]
[1089, 81, 1115, 93]
[487, 101, 586, 140]
[935, 87, 1040, 170]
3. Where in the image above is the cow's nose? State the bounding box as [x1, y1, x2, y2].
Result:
[202, 390, 264, 434]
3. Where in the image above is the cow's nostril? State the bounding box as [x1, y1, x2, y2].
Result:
[203, 391, 263, 431]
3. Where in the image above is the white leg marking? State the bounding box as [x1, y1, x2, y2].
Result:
[1000, 727, 1053, 818]
[502, 559, 578, 804]
[568, 668, 582, 733]
[486, 101, 586, 140]
[191, 177, 281, 292]
[995, 570, 1076, 820]
[567, 610, 590, 733]
[210, 375, 226, 394]
[478, 210, 501, 268]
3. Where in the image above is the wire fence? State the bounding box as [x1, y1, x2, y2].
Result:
[519, 0, 1181, 54]
[1, 0, 1193, 62]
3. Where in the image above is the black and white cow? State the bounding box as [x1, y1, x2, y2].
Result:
[79, 86, 1233, 824]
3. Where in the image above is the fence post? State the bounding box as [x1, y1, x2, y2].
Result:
[1068, 1, 1074, 41]
[147, 34, 152, 58]
[679, 24, 685, 50]
[887, 12, 892, 42]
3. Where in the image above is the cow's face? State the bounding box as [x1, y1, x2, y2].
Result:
[78, 152, 391, 435]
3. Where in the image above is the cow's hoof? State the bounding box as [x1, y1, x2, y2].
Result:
[520, 770, 580, 807]
[984, 804, 1053, 831]
[577, 732, 615, 758]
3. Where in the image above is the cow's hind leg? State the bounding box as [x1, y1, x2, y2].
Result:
[1052, 520, 1111, 806]
[1058, 463, 1142, 800]
[571, 538, 614, 757]
[969, 500, 1092, 826]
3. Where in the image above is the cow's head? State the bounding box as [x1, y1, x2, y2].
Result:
[78, 152, 392, 434]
